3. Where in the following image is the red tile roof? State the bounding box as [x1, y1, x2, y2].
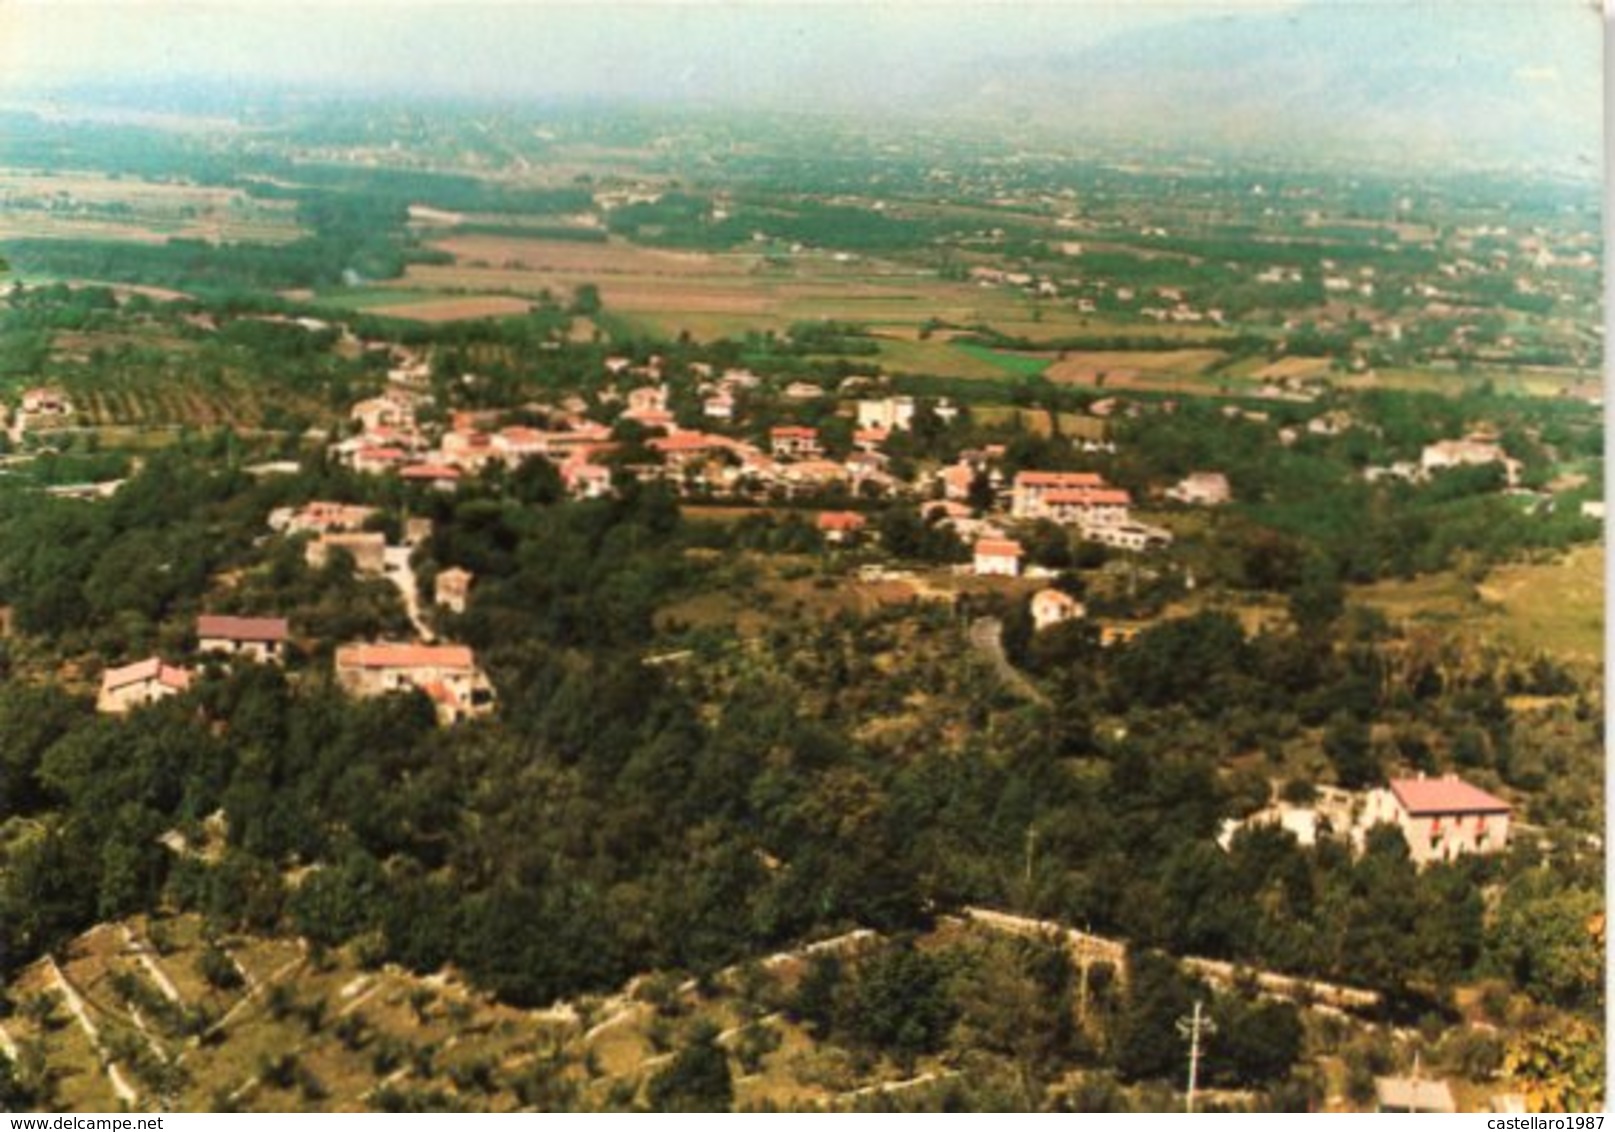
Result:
[817, 511, 867, 532]
[197, 615, 289, 643]
[1390, 777, 1510, 815]
[649, 433, 730, 453]
[1015, 471, 1104, 488]
[1046, 487, 1132, 506]
[400, 463, 462, 480]
[337, 643, 476, 671]
[102, 657, 192, 693]
[771, 426, 819, 439]
[975, 539, 1024, 558]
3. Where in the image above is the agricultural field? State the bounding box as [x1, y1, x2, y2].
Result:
[0, 912, 1022, 1113]
[0, 169, 303, 246]
[1044, 349, 1231, 391]
[365, 295, 535, 323]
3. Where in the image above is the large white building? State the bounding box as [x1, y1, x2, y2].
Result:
[1362, 775, 1511, 865]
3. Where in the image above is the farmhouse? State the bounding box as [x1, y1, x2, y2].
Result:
[1166, 471, 1232, 506]
[97, 657, 192, 715]
[1362, 775, 1511, 865]
[1031, 588, 1084, 630]
[974, 538, 1024, 578]
[334, 642, 494, 724]
[196, 615, 289, 664]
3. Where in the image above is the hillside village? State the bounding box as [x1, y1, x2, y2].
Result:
[0, 87, 1603, 1114]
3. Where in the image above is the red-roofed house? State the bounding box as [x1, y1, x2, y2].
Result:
[1043, 486, 1132, 527]
[197, 615, 289, 664]
[770, 426, 822, 459]
[817, 511, 868, 545]
[1363, 775, 1512, 864]
[974, 538, 1024, 578]
[335, 642, 493, 724]
[1012, 470, 1106, 519]
[98, 657, 192, 715]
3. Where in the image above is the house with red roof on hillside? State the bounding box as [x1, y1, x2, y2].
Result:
[817, 511, 868, 545]
[97, 658, 192, 715]
[974, 538, 1024, 577]
[197, 615, 289, 665]
[1011, 470, 1105, 519]
[1362, 774, 1511, 865]
[335, 642, 494, 725]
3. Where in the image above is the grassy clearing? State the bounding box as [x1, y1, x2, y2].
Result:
[1351, 544, 1604, 669]
[1479, 544, 1604, 666]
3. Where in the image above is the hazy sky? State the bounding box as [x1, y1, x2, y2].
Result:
[0, 2, 1231, 98]
[1, 1, 1601, 166]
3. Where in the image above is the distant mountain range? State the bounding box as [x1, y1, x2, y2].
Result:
[924, 4, 1600, 173]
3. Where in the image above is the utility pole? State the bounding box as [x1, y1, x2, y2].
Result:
[1177, 1000, 1216, 1114]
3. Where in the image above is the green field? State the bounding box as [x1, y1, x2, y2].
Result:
[1353, 544, 1605, 669]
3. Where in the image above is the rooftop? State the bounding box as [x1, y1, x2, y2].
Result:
[1390, 776, 1510, 816]
[197, 615, 289, 643]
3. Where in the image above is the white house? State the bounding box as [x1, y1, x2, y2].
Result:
[1031, 588, 1085, 631]
[196, 615, 289, 664]
[1362, 775, 1511, 865]
[973, 538, 1024, 577]
[98, 657, 192, 715]
[1166, 472, 1232, 506]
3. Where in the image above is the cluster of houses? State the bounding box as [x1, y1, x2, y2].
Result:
[97, 614, 289, 714]
[1218, 773, 1512, 867]
[97, 490, 495, 726]
[332, 361, 969, 505]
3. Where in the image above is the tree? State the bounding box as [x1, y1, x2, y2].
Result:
[1112, 950, 1196, 1083]
[838, 942, 956, 1071]
[1487, 876, 1604, 1013]
[646, 1021, 733, 1112]
[1322, 711, 1377, 789]
[1503, 1017, 1605, 1113]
